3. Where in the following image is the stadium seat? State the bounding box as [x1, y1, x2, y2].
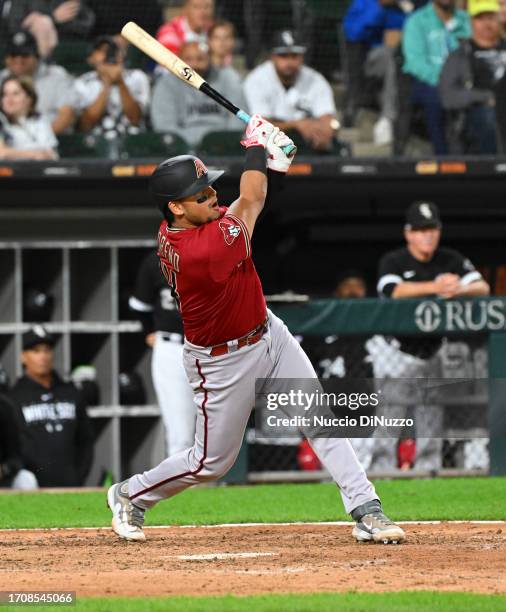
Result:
[284, 129, 351, 157]
[50, 41, 90, 76]
[121, 132, 190, 158]
[197, 131, 245, 156]
[57, 134, 114, 158]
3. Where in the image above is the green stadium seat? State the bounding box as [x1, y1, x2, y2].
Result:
[197, 131, 245, 157]
[50, 41, 90, 76]
[121, 132, 190, 158]
[284, 129, 351, 157]
[57, 133, 114, 158]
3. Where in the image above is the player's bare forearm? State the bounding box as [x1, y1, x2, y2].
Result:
[227, 171, 267, 237]
[227, 146, 268, 237]
[391, 281, 437, 298]
[455, 280, 490, 297]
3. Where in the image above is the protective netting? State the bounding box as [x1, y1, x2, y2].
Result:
[248, 333, 490, 477]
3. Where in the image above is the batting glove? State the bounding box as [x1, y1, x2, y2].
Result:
[241, 114, 275, 149]
[266, 129, 296, 173]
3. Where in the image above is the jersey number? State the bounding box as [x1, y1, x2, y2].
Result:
[160, 260, 181, 312]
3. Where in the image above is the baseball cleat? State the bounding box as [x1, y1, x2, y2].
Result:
[350, 499, 405, 544]
[107, 480, 146, 542]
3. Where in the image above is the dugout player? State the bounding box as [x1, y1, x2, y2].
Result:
[107, 115, 405, 545]
[376, 201, 490, 470]
[129, 250, 195, 456]
[8, 326, 95, 487]
[0, 392, 38, 489]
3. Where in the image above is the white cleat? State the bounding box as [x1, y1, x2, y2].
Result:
[351, 500, 405, 545]
[107, 481, 146, 542]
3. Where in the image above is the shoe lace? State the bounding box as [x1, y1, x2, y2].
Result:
[128, 503, 145, 529]
[365, 512, 395, 527]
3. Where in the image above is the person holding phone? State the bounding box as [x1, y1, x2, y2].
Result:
[73, 35, 150, 137]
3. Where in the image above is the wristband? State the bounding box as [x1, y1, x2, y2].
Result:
[244, 146, 267, 175]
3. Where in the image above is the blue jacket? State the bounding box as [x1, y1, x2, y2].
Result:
[344, 0, 407, 48]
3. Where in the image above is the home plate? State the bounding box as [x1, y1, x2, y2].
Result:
[174, 552, 279, 561]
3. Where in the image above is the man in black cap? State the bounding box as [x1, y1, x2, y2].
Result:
[374, 201, 489, 471]
[244, 30, 339, 151]
[8, 326, 94, 487]
[0, 30, 75, 134]
[378, 202, 489, 300]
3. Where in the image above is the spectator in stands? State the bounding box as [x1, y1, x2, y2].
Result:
[343, 0, 411, 144]
[439, 0, 506, 154]
[500, 0, 506, 35]
[375, 201, 489, 470]
[208, 20, 236, 68]
[151, 41, 246, 146]
[73, 36, 149, 138]
[8, 326, 94, 487]
[0, 392, 38, 490]
[5, 1, 95, 59]
[157, 0, 214, 55]
[0, 30, 75, 135]
[0, 75, 58, 160]
[402, 0, 471, 154]
[243, 30, 339, 152]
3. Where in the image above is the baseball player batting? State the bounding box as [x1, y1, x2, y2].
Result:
[107, 115, 405, 545]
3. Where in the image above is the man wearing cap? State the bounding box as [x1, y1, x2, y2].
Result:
[151, 41, 246, 146]
[243, 30, 339, 151]
[73, 36, 149, 138]
[440, 0, 506, 153]
[375, 202, 489, 470]
[0, 30, 75, 135]
[8, 326, 94, 487]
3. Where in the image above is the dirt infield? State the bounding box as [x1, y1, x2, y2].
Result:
[0, 523, 505, 597]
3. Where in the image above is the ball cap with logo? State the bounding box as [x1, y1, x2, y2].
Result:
[150, 155, 224, 216]
[468, 0, 499, 17]
[271, 30, 307, 55]
[22, 326, 55, 351]
[7, 30, 39, 57]
[405, 201, 442, 230]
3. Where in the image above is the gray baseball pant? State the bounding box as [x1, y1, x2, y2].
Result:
[128, 311, 378, 513]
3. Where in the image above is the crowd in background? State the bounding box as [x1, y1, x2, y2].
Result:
[2, 0, 506, 159]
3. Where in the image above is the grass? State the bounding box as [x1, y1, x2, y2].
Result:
[0, 478, 505, 530]
[6, 593, 506, 612]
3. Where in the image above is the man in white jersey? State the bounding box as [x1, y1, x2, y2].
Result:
[244, 30, 339, 151]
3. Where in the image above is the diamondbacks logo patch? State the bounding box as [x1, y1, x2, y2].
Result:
[194, 158, 208, 179]
[219, 219, 241, 246]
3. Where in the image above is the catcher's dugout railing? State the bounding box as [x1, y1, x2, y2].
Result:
[241, 296, 506, 483]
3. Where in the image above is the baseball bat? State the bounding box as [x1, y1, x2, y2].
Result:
[121, 21, 296, 156]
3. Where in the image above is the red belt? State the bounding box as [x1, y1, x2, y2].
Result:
[210, 319, 269, 357]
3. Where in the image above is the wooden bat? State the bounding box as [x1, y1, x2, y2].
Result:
[121, 21, 296, 156]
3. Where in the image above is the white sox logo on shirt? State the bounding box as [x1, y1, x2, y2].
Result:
[194, 158, 208, 179]
[219, 219, 241, 245]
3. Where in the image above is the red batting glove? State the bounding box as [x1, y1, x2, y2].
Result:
[241, 114, 275, 149]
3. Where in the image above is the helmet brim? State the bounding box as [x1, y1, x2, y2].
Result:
[175, 169, 225, 200]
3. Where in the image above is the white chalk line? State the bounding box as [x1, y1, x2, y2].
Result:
[171, 552, 278, 561]
[0, 520, 505, 533]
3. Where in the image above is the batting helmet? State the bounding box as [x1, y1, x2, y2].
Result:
[150, 155, 224, 217]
